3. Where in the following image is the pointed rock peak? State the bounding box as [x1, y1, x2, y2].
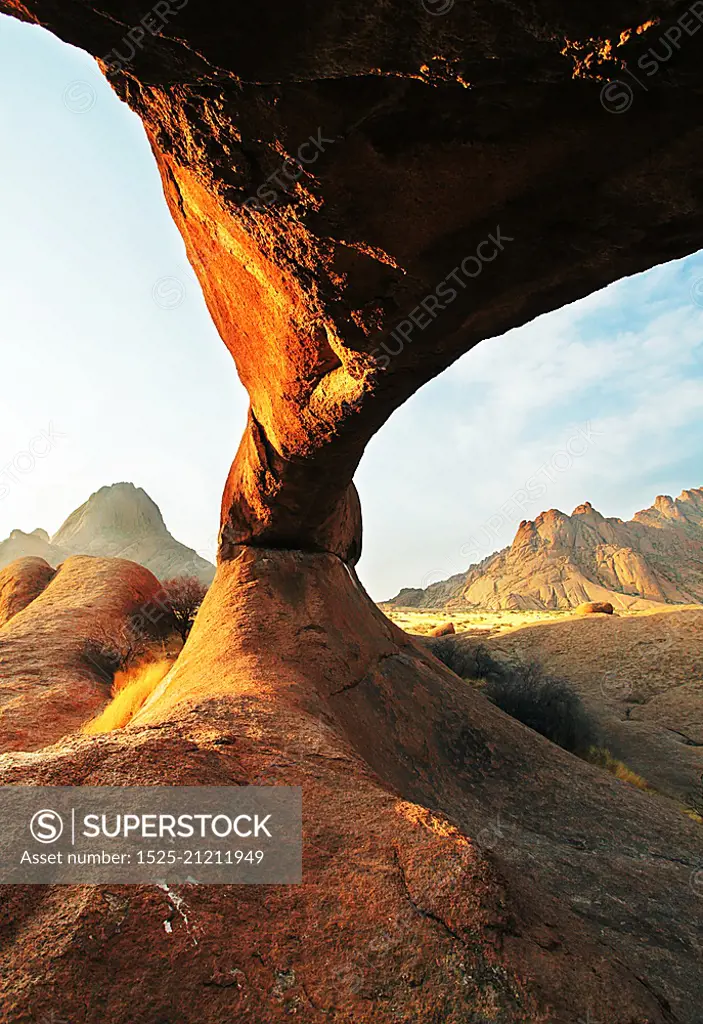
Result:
[572, 501, 601, 516]
[8, 527, 50, 542]
[91, 481, 160, 508]
[510, 509, 568, 547]
[52, 482, 168, 546]
[648, 494, 690, 522]
[512, 517, 538, 542]
[534, 508, 568, 526]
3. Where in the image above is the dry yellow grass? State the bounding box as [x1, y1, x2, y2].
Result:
[585, 747, 654, 792]
[586, 751, 702, 825]
[82, 659, 172, 735]
[380, 604, 573, 637]
[382, 602, 701, 641]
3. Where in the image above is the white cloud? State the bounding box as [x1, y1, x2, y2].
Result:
[356, 255, 703, 599]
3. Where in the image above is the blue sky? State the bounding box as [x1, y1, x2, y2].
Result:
[1, 14, 702, 601]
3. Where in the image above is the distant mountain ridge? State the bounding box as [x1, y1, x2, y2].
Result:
[391, 486, 703, 612]
[0, 483, 215, 585]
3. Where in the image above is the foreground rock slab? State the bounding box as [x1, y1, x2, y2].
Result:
[1, 550, 700, 1023]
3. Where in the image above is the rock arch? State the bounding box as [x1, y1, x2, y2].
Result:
[6, 0, 702, 564]
[0, 2, 702, 1022]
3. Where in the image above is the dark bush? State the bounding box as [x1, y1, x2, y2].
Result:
[484, 662, 600, 756]
[159, 576, 209, 643]
[428, 638, 600, 756]
[427, 638, 505, 683]
[82, 622, 150, 683]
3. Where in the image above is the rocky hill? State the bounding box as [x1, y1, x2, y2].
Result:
[0, 483, 215, 585]
[392, 487, 703, 611]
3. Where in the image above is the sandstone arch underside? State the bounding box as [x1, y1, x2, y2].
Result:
[3, 0, 702, 559]
[1, 3, 703, 1023]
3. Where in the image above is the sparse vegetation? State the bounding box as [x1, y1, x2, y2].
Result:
[82, 659, 172, 734]
[483, 661, 601, 756]
[427, 638, 505, 683]
[82, 621, 152, 683]
[430, 640, 600, 755]
[160, 575, 209, 643]
[79, 578, 208, 733]
[430, 639, 668, 795]
[584, 747, 654, 792]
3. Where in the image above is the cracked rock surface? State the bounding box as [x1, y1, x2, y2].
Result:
[0, 550, 701, 1022]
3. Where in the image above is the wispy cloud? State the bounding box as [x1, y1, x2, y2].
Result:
[357, 251, 703, 599]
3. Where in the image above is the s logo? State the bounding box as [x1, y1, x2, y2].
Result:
[30, 809, 64, 844]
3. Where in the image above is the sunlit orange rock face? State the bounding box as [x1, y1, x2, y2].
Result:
[1, 2, 703, 1022]
[135, 45, 703, 562]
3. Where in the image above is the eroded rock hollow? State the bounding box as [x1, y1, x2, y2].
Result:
[1, 1, 703, 1021]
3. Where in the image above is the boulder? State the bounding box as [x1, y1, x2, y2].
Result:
[576, 601, 614, 615]
[429, 621, 455, 636]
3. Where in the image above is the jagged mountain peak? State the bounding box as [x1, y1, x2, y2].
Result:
[572, 501, 602, 516]
[390, 484, 703, 612]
